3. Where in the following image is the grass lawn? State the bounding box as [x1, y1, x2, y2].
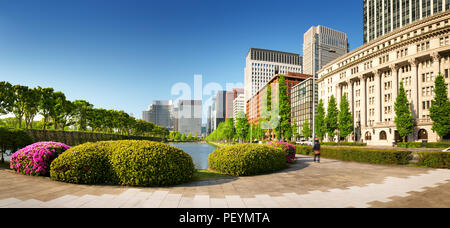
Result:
[193, 169, 233, 181]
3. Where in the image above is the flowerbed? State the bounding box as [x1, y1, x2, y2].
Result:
[10, 142, 71, 176]
[268, 141, 296, 163]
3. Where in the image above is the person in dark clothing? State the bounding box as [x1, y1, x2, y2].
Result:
[313, 137, 321, 163]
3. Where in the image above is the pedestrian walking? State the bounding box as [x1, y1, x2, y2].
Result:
[313, 137, 321, 163]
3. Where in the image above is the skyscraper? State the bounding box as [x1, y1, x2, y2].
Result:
[142, 100, 174, 130]
[244, 48, 302, 103]
[363, 0, 450, 43]
[303, 25, 349, 77]
[176, 100, 202, 136]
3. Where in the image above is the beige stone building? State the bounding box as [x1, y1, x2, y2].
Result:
[317, 11, 450, 145]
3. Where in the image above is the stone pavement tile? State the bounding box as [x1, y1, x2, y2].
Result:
[159, 194, 182, 208]
[138, 191, 169, 208]
[8, 199, 44, 208]
[192, 195, 210, 208]
[242, 197, 264, 208]
[42, 195, 82, 208]
[62, 195, 98, 208]
[79, 194, 116, 208]
[271, 195, 301, 208]
[0, 198, 22, 207]
[254, 195, 281, 208]
[225, 195, 246, 208]
[119, 191, 152, 208]
[210, 198, 228, 208]
[178, 197, 196, 208]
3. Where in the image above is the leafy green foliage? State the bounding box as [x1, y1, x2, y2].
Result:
[0, 128, 33, 163]
[208, 144, 287, 176]
[295, 145, 413, 165]
[315, 99, 327, 141]
[416, 152, 449, 169]
[0, 81, 14, 115]
[326, 95, 339, 140]
[50, 140, 195, 186]
[430, 73, 450, 140]
[301, 118, 311, 139]
[338, 93, 354, 140]
[235, 111, 250, 142]
[274, 75, 292, 140]
[394, 82, 414, 141]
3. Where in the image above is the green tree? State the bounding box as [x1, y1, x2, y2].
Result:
[73, 100, 93, 131]
[11, 85, 30, 129]
[430, 73, 450, 140]
[292, 118, 300, 141]
[222, 118, 235, 141]
[23, 87, 41, 129]
[326, 95, 339, 140]
[181, 133, 187, 141]
[338, 93, 354, 141]
[274, 75, 292, 140]
[301, 119, 311, 140]
[38, 87, 56, 130]
[315, 99, 327, 140]
[235, 111, 250, 142]
[394, 82, 414, 142]
[187, 133, 193, 141]
[0, 81, 14, 116]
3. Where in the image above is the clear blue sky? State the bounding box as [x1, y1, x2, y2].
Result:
[0, 0, 363, 120]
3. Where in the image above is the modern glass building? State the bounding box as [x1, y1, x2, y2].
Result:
[291, 78, 318, 140]
[303, 25, 349, 77]
[142, 100, 174, 130]
[364, 0, 450, 43]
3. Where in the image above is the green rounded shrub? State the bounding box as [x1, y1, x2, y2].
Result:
[50, 141, 116, 184]
[208, 144, 287, 176]
[50, 140, 195, 187]
[110, 140, 195, 187]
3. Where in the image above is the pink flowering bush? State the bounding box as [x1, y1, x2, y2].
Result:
[268, 141, 296, 163]
[10, 142, 71, 176]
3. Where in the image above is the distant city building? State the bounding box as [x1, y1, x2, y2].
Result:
[303, 25, 349, 77]
[206, 105, 212, 135]
[244, 48, 302, 103]
[142, 100, 174, 130]
[291, 78, 318, 140]
[225, 88, 244, 119]
[214, 90, 227, 129]
[247, 72, 313, 126]
[176, 100, 202, 136]
[363, 0, 450, 43]
[233, 93, 245, 123]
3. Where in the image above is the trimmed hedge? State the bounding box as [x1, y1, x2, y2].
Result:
[209, 144, 287, 176]
[397, 142, 450, 149]
[416, 152, 449, 169]
[50, 140, 195, 187]
[320, 142, 367, 147]
[0, 128, 33, 162]
[295, 145, 413, 165]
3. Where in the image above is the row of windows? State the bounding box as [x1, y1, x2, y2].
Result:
[331, 17, 448, 74]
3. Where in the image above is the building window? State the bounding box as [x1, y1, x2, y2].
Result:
[418, 129, 428, 140]
[380, 131, 387, 140]
[365, 132, 372, 141]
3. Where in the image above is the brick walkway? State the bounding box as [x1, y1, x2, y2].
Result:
[1, 155, 449, 208]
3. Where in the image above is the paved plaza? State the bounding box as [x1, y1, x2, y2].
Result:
[1, 155, 449, 208]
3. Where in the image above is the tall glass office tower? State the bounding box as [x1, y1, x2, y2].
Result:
[364, 0, 450, 43]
